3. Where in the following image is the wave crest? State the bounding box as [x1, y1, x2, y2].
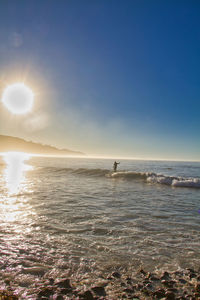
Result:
[45, 166, 200, 188]
[109, 171, 154, 180]
[72, 168, 109, 177]
[108, 171, 200, 189]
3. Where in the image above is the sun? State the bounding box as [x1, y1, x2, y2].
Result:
[2, 83, 34, 115]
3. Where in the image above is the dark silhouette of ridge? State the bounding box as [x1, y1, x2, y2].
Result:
[0, 135, 84, 156]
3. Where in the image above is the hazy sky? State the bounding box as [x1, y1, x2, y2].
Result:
[0, 0, 200, 160]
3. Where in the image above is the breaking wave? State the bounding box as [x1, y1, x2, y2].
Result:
[71, 168, 109, 177]
[110, 171, 200, 188]
[46, 167, 200, 189]
[146, 174, 200, 188]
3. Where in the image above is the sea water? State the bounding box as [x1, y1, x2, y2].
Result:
[0, 153, 199, 296]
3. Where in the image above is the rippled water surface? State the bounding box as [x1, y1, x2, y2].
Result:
[0, 153, 200, 297]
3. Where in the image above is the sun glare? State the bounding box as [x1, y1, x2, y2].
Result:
[3, 152, 33, 195]
[2, 83, 34, 114]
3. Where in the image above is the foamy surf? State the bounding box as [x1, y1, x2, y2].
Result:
[45, 166, 200, 188]
[111, 171, 200, 188]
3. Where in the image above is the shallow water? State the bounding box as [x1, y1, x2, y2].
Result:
[0, 153, 200, 297]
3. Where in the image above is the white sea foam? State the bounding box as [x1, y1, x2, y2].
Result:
[147, 174, 200, 188]
[172, 178, 200, 188]
[146, 175, 176, 185]
[111, 171, 200, 188]
[44, 166, 200, 188]
[110, 171, 151, 179]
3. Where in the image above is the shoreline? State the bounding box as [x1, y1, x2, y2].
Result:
[1, 266, 200, 299]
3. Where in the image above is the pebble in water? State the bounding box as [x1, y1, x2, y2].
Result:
[78, 290, 94, 299]
[91, 286, 106, 296]
[2, 267, 200, 299]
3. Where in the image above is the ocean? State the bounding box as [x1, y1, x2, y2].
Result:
[0, 153, 200, 298]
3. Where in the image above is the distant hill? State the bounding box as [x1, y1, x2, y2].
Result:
[0, 135, 84, 156]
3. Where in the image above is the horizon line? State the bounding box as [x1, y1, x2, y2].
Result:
[0, 151, 199, 163]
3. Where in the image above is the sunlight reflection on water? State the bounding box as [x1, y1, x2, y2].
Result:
[0, 155, 199, 298]
[1, 152, 35, 231]
[3, 151, 33, 195]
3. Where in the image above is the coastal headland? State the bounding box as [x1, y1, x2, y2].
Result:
[0, 135, 84, 156]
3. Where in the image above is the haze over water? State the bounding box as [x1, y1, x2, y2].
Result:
[0, 153, 199, 298]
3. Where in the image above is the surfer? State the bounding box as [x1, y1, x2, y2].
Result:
[113, 161, 120, 172]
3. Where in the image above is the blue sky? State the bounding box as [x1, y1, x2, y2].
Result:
[0, 0, 200, 160]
